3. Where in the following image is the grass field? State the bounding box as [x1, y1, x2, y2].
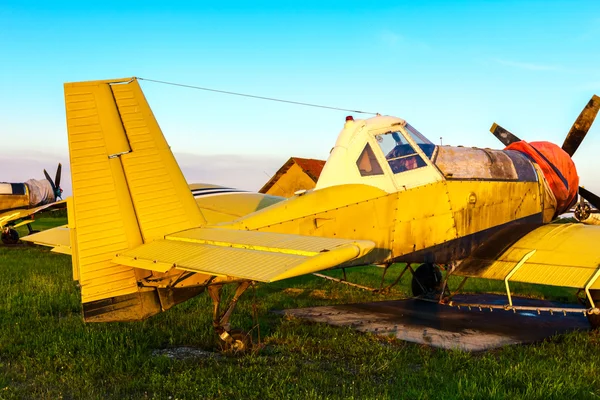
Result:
[1, 216, 600, 399]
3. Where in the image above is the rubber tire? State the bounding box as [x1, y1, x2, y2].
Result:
[587, 290, 600, 329]
[221, 329, 252, 353]
[1, 228, 19, 245]
[411, 263, 442, 297]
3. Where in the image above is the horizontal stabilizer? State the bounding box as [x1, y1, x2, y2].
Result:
[21, 226, 71, 254]
[114, 227, 375, 282]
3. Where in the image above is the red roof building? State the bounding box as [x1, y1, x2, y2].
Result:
[259, 157, 326, 197]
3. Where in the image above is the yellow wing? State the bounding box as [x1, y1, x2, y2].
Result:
[0, 200, 67, 228]
[21, 225, 71, 254]
[114, 227, 374, 282]
[454, 223, 600, 289]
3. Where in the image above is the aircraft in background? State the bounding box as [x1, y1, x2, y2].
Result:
[26, 78, 600, 352]
[0, 164, 65, 244]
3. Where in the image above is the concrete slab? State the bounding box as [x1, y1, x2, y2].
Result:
[278, 294, 591, 351]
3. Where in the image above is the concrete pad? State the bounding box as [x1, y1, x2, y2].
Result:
[278, 294, 590, 351]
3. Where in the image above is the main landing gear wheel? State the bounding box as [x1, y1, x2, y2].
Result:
[411, 263, 442, 298]
[1, 228, 19, 245]
[587, 290, 600, 329]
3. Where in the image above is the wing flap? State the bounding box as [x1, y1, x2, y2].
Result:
[114, 228, 374, 282]
[455, 223, 600, 289]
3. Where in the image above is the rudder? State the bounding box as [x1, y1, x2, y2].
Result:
[64, 77, 206, 321]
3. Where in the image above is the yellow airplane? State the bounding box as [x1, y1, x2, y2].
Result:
[25, 77, 600, 351]
[0, 164, 65, 244]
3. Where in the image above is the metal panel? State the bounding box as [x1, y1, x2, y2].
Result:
[20, 225, 70, 252]
[394, 181, 456, 256]
[115, 234, 373, 282]
[64, 81, 144, 303]
[446, 180, 541, 237]
[111, 81, 206, 242]
[168, 227, 365, 256]
[435, 147, 521, 180]
[455, 224, 600, 289]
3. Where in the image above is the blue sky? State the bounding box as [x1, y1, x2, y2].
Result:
[1, 1, 600, 192]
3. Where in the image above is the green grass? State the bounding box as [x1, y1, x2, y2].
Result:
[1, 217, 599, 399]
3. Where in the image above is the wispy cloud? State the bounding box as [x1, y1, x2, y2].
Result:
[494, 58, 560, 71]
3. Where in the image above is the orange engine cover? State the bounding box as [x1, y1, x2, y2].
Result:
[505, 141, 578, 215]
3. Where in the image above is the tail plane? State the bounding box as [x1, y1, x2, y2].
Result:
[65, 77, 206, 320]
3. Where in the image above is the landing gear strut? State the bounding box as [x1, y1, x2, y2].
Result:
[1, 227, 19, 245]
[208, 281, 252, 352]
[411, 263, 442, 298]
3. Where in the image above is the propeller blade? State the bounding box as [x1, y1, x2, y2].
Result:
[579, 186, 600, 211]
[490, 123, 522, 147]
[561, 95, 600, 157]
[55, 163, 62, 189]
[43, 169, 57, 195]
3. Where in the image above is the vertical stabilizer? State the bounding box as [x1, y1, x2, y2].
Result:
[64, 77, 205, 318]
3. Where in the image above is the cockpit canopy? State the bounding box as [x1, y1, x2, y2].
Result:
[316, 116, 442, 193]
[358, 124, 436, 177]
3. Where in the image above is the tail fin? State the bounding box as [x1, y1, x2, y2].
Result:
[64, 77, 206, 320]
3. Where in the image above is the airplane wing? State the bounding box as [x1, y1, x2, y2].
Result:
[454, 223, 600, 290]
[0, 200, 67, 228]
[113, 227, 375, 282]
[21, 225, 71, 254]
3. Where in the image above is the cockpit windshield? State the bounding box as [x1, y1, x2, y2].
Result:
[374, 125, 436, 174]
[405, 123, 433, 146]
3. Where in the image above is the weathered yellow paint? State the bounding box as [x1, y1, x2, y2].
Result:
[445, 180, 541, 237]
[226, 184, 395, 264]
[52, 77, 600, 326]
[230, 184, 389, 231]
[111, 82, 206, 240]
[168, 227, 363, 257]
[0, 189, 29, 216]
[263, 162, 319, 197]
[455, 224, 600, 289]
[0, 200, 66, 229]
[20, 225, 70, 252]
[115, 232, 373, 282]
[393, 181, 456, 256]
[65, 80, 144, 303]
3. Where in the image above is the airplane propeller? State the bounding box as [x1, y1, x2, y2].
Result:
[561, 95, 600, 157]
[490, 123, 521, 146]
[489, 95, 600, 214]
[43, 163, 63, 200]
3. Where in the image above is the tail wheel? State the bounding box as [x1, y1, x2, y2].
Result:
[1, 228, 19, 245]
[587, 290, 600, 329]
[221, 329, 252, 353]
[411, 263, 442, 298]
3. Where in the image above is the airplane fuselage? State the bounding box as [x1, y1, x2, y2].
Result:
[218, 159, 550, 268]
